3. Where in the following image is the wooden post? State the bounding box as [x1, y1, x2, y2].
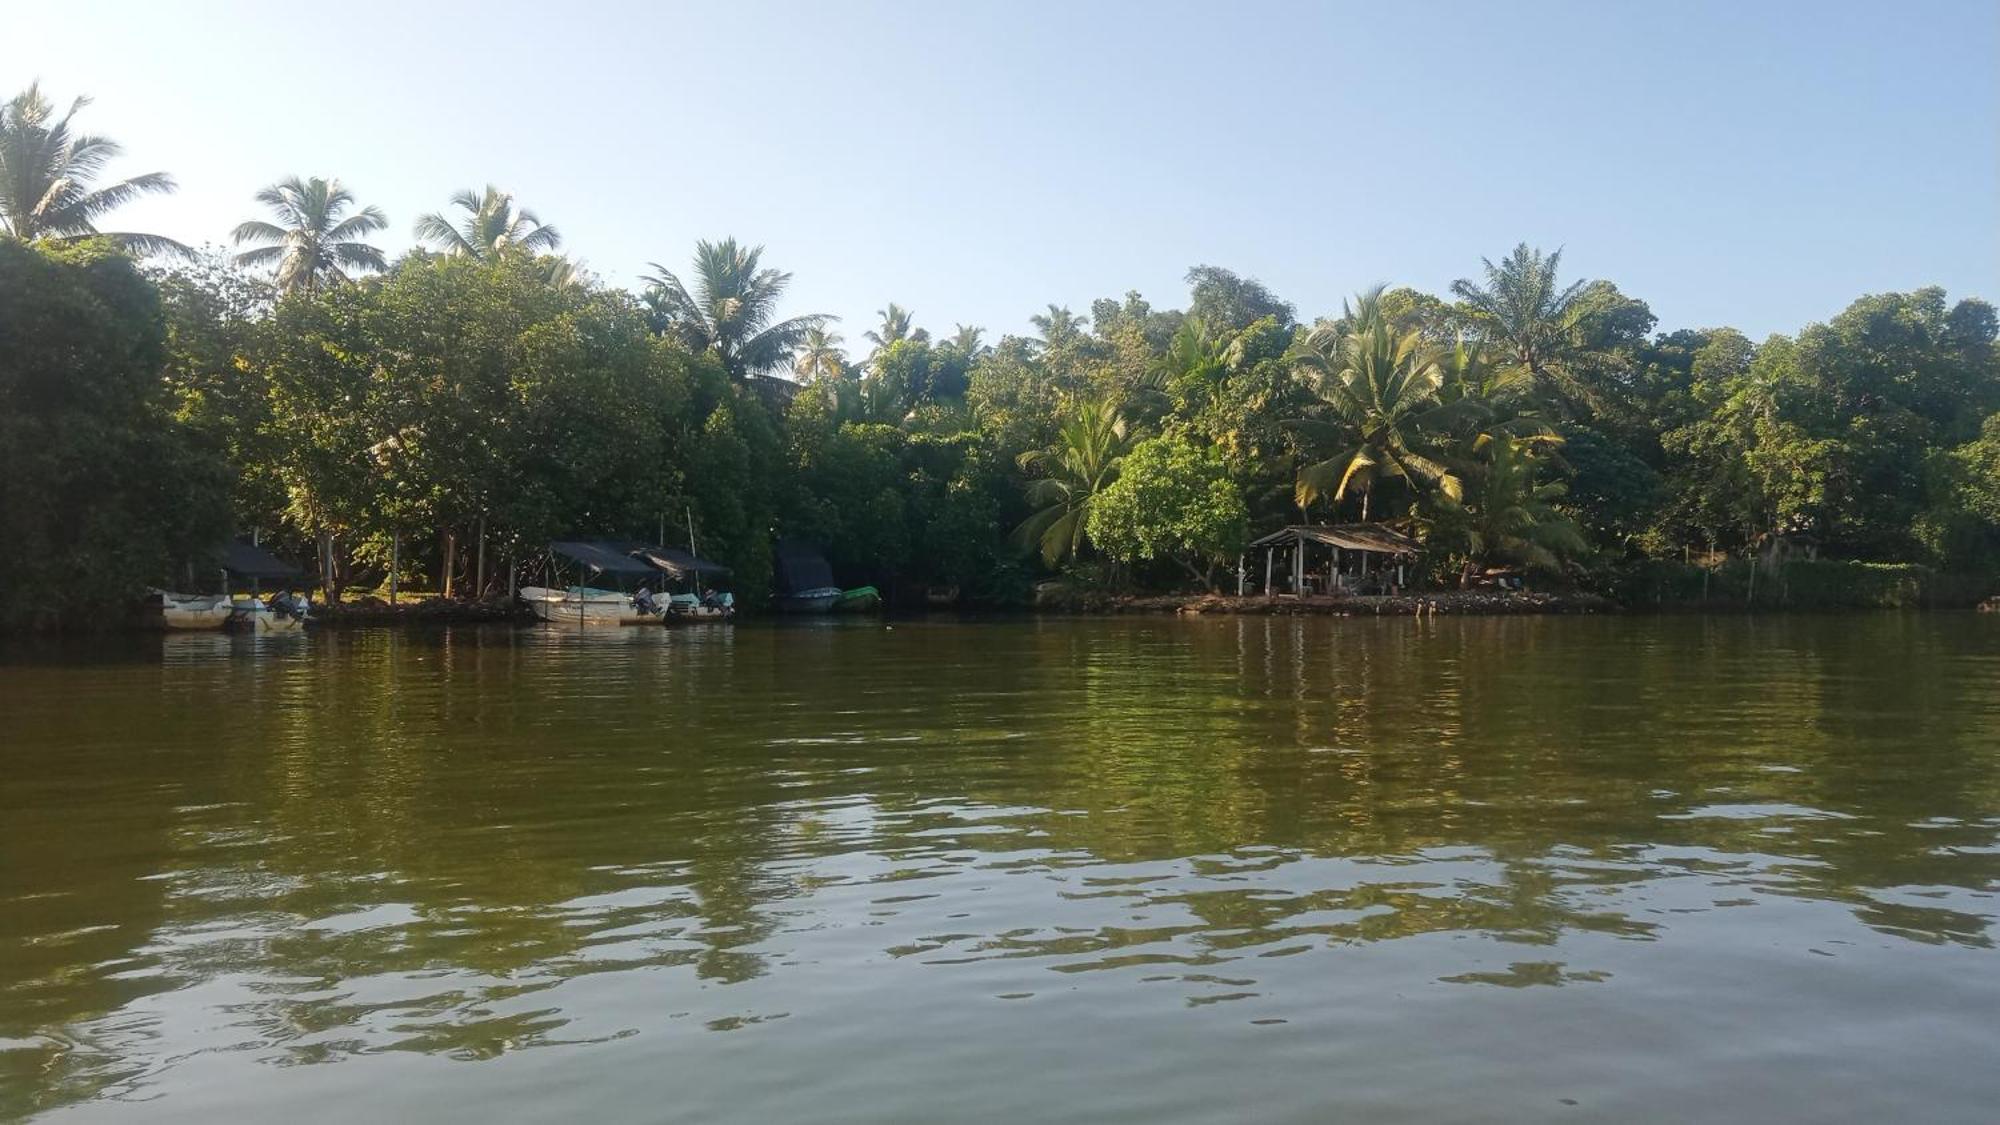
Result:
[1333, 546, 1341, 590]
[442, 531, 456, 600]
[1293, 536, 1304, 594]
[1264, 547, 1274, 597]
[390, 531, 400, 605]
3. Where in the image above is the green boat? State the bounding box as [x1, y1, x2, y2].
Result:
[834, 585, 881, 612]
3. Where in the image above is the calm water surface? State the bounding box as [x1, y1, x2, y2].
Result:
[3, 615, 1998, 1122]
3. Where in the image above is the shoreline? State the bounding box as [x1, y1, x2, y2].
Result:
[1077, 590, 1615, 617]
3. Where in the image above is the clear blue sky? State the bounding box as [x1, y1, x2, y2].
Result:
[8, 0, 1996, 345]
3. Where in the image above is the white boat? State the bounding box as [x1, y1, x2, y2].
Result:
[146, 590, 235, 631]
[520, 585, 655, 625]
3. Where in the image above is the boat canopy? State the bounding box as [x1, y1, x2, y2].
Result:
[630, 545, 731, 581]
[550, 540, 656, 578]
[774, 539, 836, 594]
[218, 541, 303, 581]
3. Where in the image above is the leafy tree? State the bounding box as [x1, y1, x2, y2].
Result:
[154, 253, 283, 528]
[0, 83, 187, 258]
[0, 239, 229, 628]
[644, 238, 831, 379]
[1916, 413, 2000, 569]
[1185, 265, 1295, 333]
[1013, 399, 1132, 566]
[231, 175, 387, 294]
[1087, 433, 1248, 590]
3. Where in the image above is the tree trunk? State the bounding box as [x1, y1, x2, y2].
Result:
[476, 515, 487, 600]
[442, 530, 457, 600]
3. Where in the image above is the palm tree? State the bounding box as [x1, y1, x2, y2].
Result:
[1449, 243, 1603, 413]
[1013, 399, 1132, 567]
[1030, 304, 1088, 350]
[1429, 434, 1587, 585]
[643, 238, 831, 379]
[864, 303, 928, 350]
[413, 185, 560, 259]
[947, 324, 986, 356]
[0, 83, 187, 257]
[1155, 315, 1231, 407]
[1289, 288, 1473, 520]
[230, 176, 387, 294]
[793, 325, 848, 381]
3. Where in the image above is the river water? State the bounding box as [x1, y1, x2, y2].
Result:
[2, 615, 1997, 1122]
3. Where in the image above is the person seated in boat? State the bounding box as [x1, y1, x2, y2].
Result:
[634, 586, 658, 615]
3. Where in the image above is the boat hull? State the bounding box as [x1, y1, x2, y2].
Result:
[225, 605, 308, 632]
[776, 587, 842, 614]
[147, 592, 235, 631]
[521, 586, 654, 625]
[834, 586, 881, 613]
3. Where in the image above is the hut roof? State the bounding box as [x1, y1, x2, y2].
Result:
[551, 540, 656, 577]
[1247, 524, 1421, 556]
[218, 541, 302, 580]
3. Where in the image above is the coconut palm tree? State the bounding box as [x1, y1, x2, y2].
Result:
[1013, 399, 1132, 566]
[413, 185, 560, 259]
[1428, 434, 1588, 585]
[1289, 288, 1474, 519]
[1449, 243, 1603, 413]
[947, 324, 986, 356]
[1030, 304, 1088, 350]
[643, 238, 831, 379]
[793, 325, 848, 381]
[864, 303, 928, 351]
[0, 83, 187, 257]
[230, 176, 387, 294]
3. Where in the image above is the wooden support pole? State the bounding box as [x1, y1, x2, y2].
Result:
[1264, 547, 1274, 597]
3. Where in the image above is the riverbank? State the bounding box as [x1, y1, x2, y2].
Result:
[1064, 590, 1616, 616]
[314, 597, 532, 625]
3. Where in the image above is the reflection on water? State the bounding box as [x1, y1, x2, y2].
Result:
[3, 616, 1998, 1122]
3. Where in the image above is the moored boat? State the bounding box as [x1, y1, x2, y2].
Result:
[146, 589, 235, 631]
[520, 585, 647, 625]
[774, 540, 845, 614]
[777, 587, 841, 614]
[834, 585, 881, 613]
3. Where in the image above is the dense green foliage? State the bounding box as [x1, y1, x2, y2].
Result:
[0, 82, 1995, 625]
[0, 240, 229, 629]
